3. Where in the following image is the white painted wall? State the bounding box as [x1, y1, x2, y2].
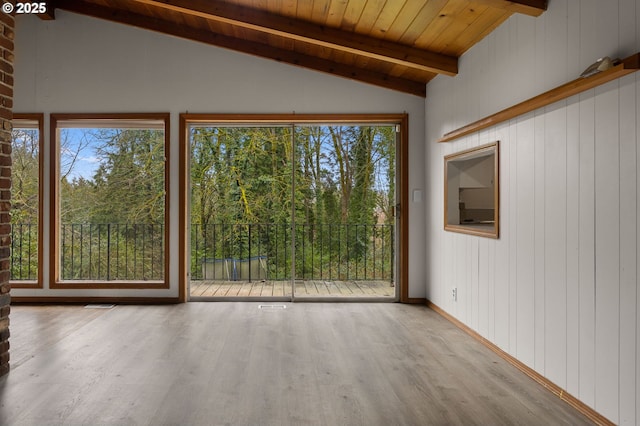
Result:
[13, 11, 426, 299]
[425, 0, 640, 423]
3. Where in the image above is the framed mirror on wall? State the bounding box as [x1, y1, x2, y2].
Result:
[444, 141, 499, 238]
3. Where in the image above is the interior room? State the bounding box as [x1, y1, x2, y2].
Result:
[1, 0, 638, 424]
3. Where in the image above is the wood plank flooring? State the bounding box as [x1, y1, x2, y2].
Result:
[0, 303, 594, 425]
[190, 280, 395, 298]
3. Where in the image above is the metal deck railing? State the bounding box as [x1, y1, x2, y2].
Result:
[10, 222, 394, 282]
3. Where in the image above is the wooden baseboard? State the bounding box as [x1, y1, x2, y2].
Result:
[402, 297, 426, 304]
[426, 300, 614, 426]
[11, 296, 181, 304]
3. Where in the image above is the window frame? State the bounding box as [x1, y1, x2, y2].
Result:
[49, 113, 170, 289]
[178, 113, 410, 302]
[443, 141, 500, 239]
[11, 113, 44, 288]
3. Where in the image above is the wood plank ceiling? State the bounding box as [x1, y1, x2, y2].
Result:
[39, 0, 547, 97]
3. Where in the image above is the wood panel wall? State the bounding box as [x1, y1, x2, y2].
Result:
[425, 0, 640, 424]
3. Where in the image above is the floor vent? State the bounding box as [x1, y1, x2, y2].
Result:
[84, 304, 116, 309]
[258, 304, 287, 310]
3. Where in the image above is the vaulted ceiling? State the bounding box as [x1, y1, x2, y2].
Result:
[38, 0, 547, 97]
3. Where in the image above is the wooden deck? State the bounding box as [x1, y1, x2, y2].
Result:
[189, 279, 395, 298]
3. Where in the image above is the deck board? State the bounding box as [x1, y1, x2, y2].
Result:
[190, 279, 395, 298]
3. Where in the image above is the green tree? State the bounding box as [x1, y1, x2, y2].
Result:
[11, 127, 39, 279]
[11, 128, 39, 224]
[91, 129, 165, 224]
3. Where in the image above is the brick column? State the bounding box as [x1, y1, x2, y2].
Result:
[0, 10, 14, 378]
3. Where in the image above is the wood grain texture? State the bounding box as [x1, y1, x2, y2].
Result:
[471, 0, 547, 16]
[42, 0, 543, 96]
[1, 303, 595, 425]
[132, 0, 459, 75]
[189, 280, 395, 298]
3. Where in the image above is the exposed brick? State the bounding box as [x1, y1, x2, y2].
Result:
[4, 25, 14, 41]
[0, 16, 13, 29]
[0, 82, 12, 98]
[0, 36, 13, 52]
[0, 11, 13, 27]
[0, 107, 11, 120]
[0, 59, 13, 75]
[0, 325, 9, 341]
[0, 15, 12, 378]
[1, 72, 12, 86]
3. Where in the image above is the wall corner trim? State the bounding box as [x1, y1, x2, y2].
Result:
[426, 300, 614, 426]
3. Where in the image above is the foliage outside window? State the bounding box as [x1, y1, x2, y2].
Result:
[53, 115, 168, 285]
[11, 115, 42, 284]
[189, 124, 396, 283]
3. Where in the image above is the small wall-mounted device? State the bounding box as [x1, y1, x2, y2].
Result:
[580, 56, 617, 78]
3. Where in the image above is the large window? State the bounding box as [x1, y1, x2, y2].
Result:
[179, 114, 409, 302]
[50, 114, 169, 288]
[11, 114, 43, 287]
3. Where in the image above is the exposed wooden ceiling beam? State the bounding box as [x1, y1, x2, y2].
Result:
[471, 0, 547, 17]
[54, 0, 428, 97]
[37, 0, 56, 19]
[133, 0, 458, 76]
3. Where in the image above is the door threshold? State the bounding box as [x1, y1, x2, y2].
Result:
[189, 296, 292, 302]
[189, 295, 397, 303]
[292, 296, 397, 303]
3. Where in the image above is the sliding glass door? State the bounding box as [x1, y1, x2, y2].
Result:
[185, 118, 398, 301]
[189, 126, 293, 298]
[291, 125, 396, 299]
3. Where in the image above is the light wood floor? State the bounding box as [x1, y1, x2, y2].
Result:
[1, 303, 593, 425]
[190, 280, 395, 298]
